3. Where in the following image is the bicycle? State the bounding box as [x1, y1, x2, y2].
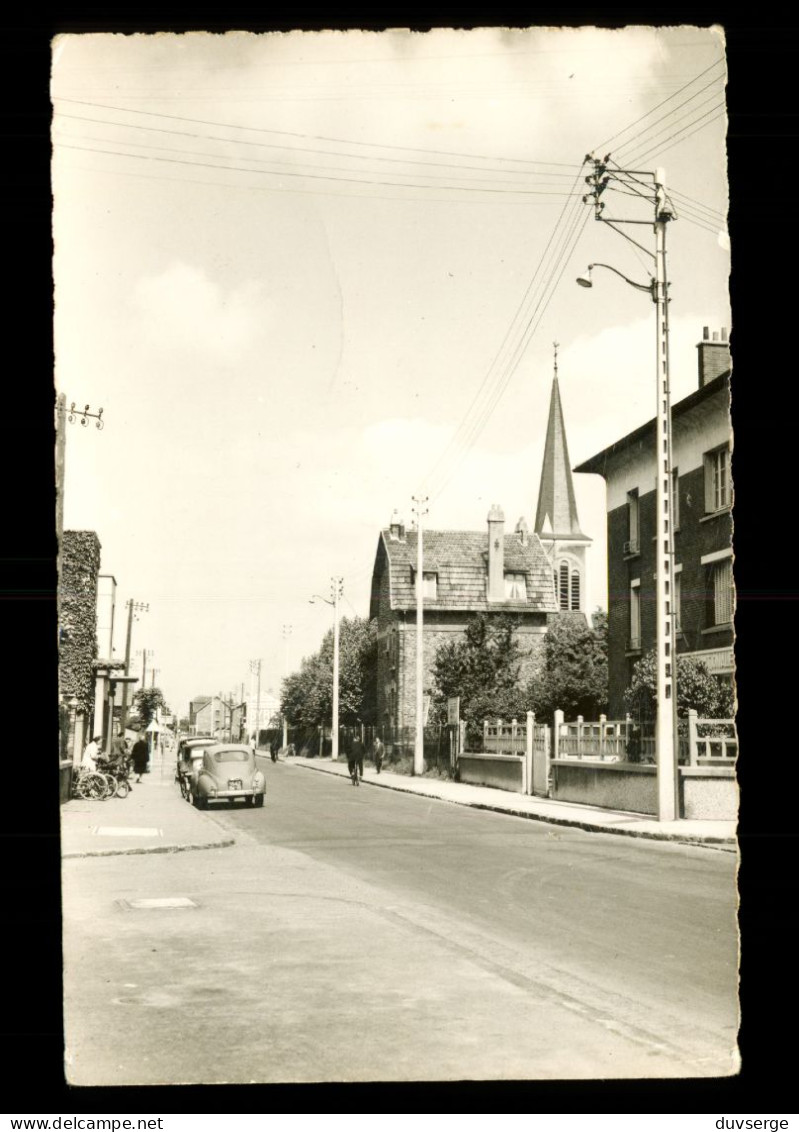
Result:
[97, 758, 131, 799]
[71, 766, 111, 800]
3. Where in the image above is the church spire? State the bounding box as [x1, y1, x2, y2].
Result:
[534, 344, 588, 539]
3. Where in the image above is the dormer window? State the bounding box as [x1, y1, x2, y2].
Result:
[411, 568, 438, 599]
[504, 572, 527, 600]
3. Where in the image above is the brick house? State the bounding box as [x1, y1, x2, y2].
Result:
[369, 511, 558, 734]
[574, 328, 733, 717]
[369, 363, 590, 736]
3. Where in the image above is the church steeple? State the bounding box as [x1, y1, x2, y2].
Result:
[534, 344, 588, 540]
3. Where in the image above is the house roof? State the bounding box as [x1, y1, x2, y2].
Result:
[371, 527, 558, 615]
[534, 377, 589, 540]
[574, 371, 730, 477]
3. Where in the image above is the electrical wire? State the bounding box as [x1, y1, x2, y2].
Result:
[622, 104, 726, 168]
[593, 58, 724, 152]
[617, 95, 726, 166]
[55, 96, 582, 169]
[56, 109, 579, 181]
[56, 141, 581, 198]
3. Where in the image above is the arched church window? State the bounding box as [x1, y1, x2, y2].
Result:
[555, 559, 581, 611]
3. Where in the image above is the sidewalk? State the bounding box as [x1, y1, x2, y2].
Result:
[291, 756, 738, 847]
[60, 748, 235, 858]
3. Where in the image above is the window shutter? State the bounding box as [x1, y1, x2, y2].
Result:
[570, 569, 580, 611]
[704, 452, 715, 512]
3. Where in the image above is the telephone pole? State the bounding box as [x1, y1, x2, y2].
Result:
[281, 624, 292, 748]
[412, 495, 428, 776]
[331, 578, 343, 762]
[580, 153, 678, 821]
[120, 599, 148, 729]
[249, 659, 262, 747]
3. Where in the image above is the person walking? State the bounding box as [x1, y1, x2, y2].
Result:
[373, 735, 384, 775]
[131, 733, 149, 783]
[348, 732, 364, 786]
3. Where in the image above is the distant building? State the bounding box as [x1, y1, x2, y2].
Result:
[575, 327, 733, 716]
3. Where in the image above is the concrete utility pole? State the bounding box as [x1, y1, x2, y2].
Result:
[412, 495, 428, 776]
[55, 395, 104, 573]
[120, 599, 148, 729]
[331, 578, 343, 762]
[249, 659, 262, 747]
[282, 625, 292, 748]
[579, 153, 678, 822]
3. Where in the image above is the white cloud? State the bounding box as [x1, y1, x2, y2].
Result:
[133, 263, 265, 360]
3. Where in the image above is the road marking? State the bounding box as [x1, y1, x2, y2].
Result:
[117, 897, 199, 910]
[94, 827, 162, 837]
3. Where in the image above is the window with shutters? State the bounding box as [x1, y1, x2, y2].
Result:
[711, 558, 734, 625]
[625, 490, 640, 554]
[704, 445, 731, 513]
[629, 580, 641, 651]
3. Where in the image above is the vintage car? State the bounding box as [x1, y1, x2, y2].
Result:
[176, 736, 217, 786]
[191, 743, 266, 809]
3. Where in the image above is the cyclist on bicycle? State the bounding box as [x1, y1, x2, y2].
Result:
[347, 732, 364, 786]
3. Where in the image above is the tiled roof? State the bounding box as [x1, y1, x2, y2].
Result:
[378, 528, 558, 613]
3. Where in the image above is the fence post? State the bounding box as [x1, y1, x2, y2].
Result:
[687, 708, 698, 767]
[553, 709, 563, 762]
[525, 711, 533, 795]
[483, 719, 488, 752]
[576, 715, 584, 759]
[511, 717, 518, 757]
[599, 713, 607, 760]
[459, 720, 466, 756]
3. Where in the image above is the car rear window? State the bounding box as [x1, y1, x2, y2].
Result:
[213, 750, 249, 763]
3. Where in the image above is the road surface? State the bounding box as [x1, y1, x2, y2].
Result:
[62, 760, 738, 1084]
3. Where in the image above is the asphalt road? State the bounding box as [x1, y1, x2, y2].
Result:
[62, 760, 738, 1085]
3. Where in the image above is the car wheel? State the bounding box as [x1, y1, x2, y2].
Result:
[195, 793, 207, 810]
[115, 778, 129, 799]
[245, 795, 254, 806]
[254, 794, 264, 808]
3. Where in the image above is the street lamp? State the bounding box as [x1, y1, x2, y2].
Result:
[310, 577, 343, 761]
[578, 157, 679, 822]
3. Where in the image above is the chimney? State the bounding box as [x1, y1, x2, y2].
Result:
[515, 516, 529, 547]
[388, 510, 405, 541]
[487, 504, 505, 602]
[697, 326, 731, 388]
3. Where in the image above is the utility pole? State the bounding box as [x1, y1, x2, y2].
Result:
[331, 577, 343, 762]
[580, 153, 678, 821]
[249, 659, 262, 747]
[412, 495, 428, 776]
[55, 396, 104, 573]
[282, 625, 292, 748]
[120, 599, 148, 730]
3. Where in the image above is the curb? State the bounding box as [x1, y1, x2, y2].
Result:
[62, 836, 237, 860]
[292, 761, 737, 848]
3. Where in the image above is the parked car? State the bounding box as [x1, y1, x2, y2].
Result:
[176, 735, 217, 785]
[191, 744, 266, 809]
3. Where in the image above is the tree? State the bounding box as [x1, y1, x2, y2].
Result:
[431, 615, 529, 740]
[529, 610, 609, 723]
[281, 617, 378, 727]
[624, 650, 734, 721]
[131, 687, 170, 729]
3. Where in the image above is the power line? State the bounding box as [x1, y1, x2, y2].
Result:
[617, 93, 726, 166]
[622, 104, 726, 168]
[55, 128, 579, 193]
[56, 109, 579, 181]
[55, 96, 582, 169]
[594, 57, 724, 152]
[56, 141, 581, 198]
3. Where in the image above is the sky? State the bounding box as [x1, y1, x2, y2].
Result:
[51, 26, 730, 719]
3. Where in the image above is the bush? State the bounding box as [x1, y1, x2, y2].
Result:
[624, 650, 734, 721]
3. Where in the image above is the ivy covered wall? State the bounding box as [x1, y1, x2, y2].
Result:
[58, 530, 101, 712]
